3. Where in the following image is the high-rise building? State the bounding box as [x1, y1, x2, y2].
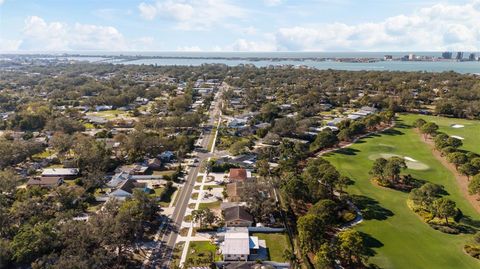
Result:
[456, 52, 464, 60]
[469, 53, 476, 61]
[442, 51, 452, 59]
[408, 54, 415, 60]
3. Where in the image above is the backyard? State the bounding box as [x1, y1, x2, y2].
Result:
[251, 233, 290, 262]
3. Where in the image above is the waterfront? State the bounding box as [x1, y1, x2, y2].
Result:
[62, 52, 480, 74]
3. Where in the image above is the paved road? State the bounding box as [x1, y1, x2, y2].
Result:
[148, 86, 223, 269]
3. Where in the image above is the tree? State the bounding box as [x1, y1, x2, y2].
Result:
[384, 157, 406, 184]
[468, 175, 480, 196]
[458, 163, 477, 180]
[420, 122, 439, 140]
[409, 183, 444, 208]
[310, 129, 338, 152]
[297, 214, 325, 253]
[447, 137, 463, 149]
[414, 118, 426, 129]
[431, 198, 457, 224]
[11, 222, 58, 263]
[281, 176, 308, 201]
[369, 158, 387, 182]
[309, 199, 337, 225]
[192, 208, 217, 229]
[447, 152, 468, 169]
[256, 159, 270, 177]
[314, 243, 335, 269]
[337, 229, 367, 267]
[0, 169, 20, 195]
[433, 133, 449, 151]
[282, 249, 300, 269]
[471, 157, 480, 170]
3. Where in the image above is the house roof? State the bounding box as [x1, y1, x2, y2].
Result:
[224, 206, 253, 223]
[229, 168, 247, 181]
[107, 171, 131, 188]
[27, 176, 63, 186]
[42, 168, 79, 176]
[226, 182, 244, 199]
[118, 178, 136, 194]
[223, 227, 250, 255]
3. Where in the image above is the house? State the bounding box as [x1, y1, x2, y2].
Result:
[360, 106, 378, 114]
[327, 117, 345, 126]
[226, 182, 244, 202]
[84, 115, 108, 125]
[223, 206, 254, 227]
[147, 158, 162, 170]
[228, 118, 248, 129]
[347, 114, 362, 121]
[160, 151, 175, 161]
[42, 168, 79, 179]
[107, 171, 132, 188]
[229, 168, 249, 182]
[135, 97, 149, 105]
[221, 227, 262, 261]
[115, 164, 149, 175]
[95, 105, 113, 111]
[108, 178, 137, 200]
[220, 261, 280, 269]
[27, 176, 64, 188]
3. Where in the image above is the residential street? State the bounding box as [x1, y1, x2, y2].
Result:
[146, 85, 224, 269]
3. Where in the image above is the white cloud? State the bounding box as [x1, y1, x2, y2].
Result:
[226, 38, 278, 52]
[138, 2, 158, 20]
[176, 45, 202, 52]
[0, 39, 22, 51]
[18, 16, 134, 51]
[264, 0, 282, 6]
[272, 1, 480, 51]
[138, 0, 247, 30]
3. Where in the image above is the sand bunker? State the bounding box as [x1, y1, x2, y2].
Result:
[404, 156, 417, 162]
[451, 135, 464, 140]
[369, 153, 430, 171]
[451, 124, 465, 128]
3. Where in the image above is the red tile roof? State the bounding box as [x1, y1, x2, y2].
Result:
[229, 168, 247, 181]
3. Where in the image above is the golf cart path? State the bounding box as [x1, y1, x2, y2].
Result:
[415, 129, 480, 214]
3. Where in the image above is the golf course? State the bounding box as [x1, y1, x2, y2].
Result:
[400, 114, 480, 155]
[324, 114, 480, 269]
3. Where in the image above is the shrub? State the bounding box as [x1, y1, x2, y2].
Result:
[465, 244, 480, 259]
[341, 211, 357, 222]
[429, 224, 460, 234]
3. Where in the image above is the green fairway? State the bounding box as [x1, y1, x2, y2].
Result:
[324, 115, 480, 269]
[401, 113, 480, 154]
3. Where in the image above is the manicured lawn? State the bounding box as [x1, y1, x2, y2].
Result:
[185, 241, 221, 266]
[323, 114, 480, 269]
[251, 233, 290, 262]
[198, 200, 221, 211]
[401, 113, 480, 154]
[32, 149, 55, 159]
[86, 109, 130, 120]
[83, 122, 95, 129]
[194, 184, 221, 190]
[152, 170, 176, 176]
[196, 176, 203, 183]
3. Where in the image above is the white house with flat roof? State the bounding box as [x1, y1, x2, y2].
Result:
[42, 168, 79, 179]
[221, 227, 262, 261]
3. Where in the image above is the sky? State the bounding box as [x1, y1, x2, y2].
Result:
[0, 0, 479, 52]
